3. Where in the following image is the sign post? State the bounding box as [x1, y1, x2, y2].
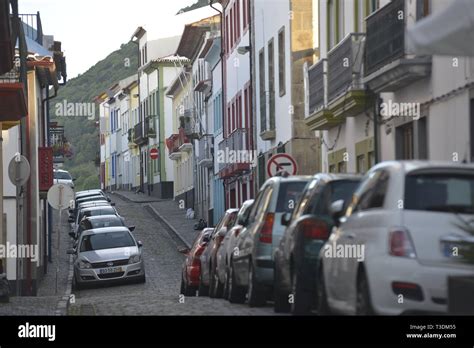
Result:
[47, 184, 74, 294]
[267, 153, 298, 177]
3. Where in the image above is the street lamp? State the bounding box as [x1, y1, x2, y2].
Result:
[237, 45, 251, 55]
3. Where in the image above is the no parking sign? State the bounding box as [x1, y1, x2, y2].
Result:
[267, 154, 298, 177]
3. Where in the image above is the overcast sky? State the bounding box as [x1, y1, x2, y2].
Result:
[19, 0, 218, 78]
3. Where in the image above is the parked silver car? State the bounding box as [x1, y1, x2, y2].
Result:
[231, 176, 311, 306]
[68, 226, 145, 289]
[215, 199, 254, 300]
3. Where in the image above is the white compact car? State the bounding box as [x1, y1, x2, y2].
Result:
[318, 161, 474, 315]
[54, 169, 75, 189]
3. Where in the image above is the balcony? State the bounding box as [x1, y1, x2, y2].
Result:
[193, 59, 212, 96]
[167, 128, 191, 161]
[133, 122, 148, 146]
[363, 0, 431, 93]
[180, 108, 199, 139]
[145, 116, 156, 138]
[326, 33, 374, 119]
[0, 64, 27, 128]
[197, 135, 213, 168]
[218, 128, 251, 179]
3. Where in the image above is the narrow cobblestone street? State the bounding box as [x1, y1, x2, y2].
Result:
[68, 193, 276, 315]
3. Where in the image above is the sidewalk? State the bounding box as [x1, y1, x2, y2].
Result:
[0, 210, 72, 315]
[112, 190, 199, 247]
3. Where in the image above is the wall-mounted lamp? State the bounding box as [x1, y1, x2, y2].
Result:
[237, 46, 251, 55]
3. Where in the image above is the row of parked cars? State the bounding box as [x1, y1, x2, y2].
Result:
[180, 161, 474, 315]
[67, 189, 146, 290]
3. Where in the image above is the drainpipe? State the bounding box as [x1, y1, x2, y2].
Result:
[210, 0, 227, 210]
[248, 0, 256, 198]
[374, 96, 381, 164]
[42, 85, 57, 265]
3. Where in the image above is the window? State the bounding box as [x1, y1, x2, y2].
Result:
[396, 122, 414, 160]
[259, 48, 266, 131]
[405, 173, 474, 213]
[275, 181, 309, 213]
[418, 117, 428, 159]
[278, 27, 286, 97]
[357, 154, 365, 173]
[353, 170, 389, 212]
[225, 15, 230, 53]
[471, 99, 474, 162]
[416, 0, 431, 21]
[230, 8, 234, 49]
[242, 0, 248, 31]
[312, 180, 362, 216]
[268, 39, 275, 130]
[236, 0, 240, 41]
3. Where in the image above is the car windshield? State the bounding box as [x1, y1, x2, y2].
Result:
[80, 231, 135, 252]
[405, 173, 474, 214]
[91, 219, 123, 228]
[54, 171, 71, 180]
[275, 181, 309, 213]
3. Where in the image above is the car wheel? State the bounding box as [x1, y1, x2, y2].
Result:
[184, 281, 197, 297]
[223, 267, 230, 300]
[136, 274, 146, 284]
[315, 265, 330, 315]
[180, 277, 185, 294]
[291, 267, 312, 315]
[247, 263, 266, 307]
[274, 265, 290, 313]
[228, 263, 246, 304]
[209, 266, 223, 298]
[72, 273, 83, 291]
[197, 273, 209, 297]
[356, 270, 374, 315]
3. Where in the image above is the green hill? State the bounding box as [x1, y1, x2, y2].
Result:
[50, 42, 138, 191]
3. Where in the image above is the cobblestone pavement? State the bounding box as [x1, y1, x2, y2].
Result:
[0, 210, 71, 315]
[69, 193, 277, 315]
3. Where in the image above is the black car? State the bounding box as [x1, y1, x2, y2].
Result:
[273, 173, 362, 314]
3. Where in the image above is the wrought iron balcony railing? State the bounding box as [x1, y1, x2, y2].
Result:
[365, 0, 405, 76]
[307, 58, 325, 115]
[327, 33, 365, 103]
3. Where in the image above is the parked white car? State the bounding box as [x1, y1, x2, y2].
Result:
[317, 161, 474, 315]
[54, 169, 75, 189]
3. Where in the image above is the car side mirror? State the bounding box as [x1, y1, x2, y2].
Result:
[68, 232, 76, 239]
[66, 248, 76, 255]
[107, 196, 112, 202]
[178, 246, 190, 254]
[137, 241, 143, 248]
[68, 217, 74, 223]
[128, 226, 136, 232]
[72, 178, 77, 181]
[217, 227, 227, 237]
[330, 199, 345, 227]
[281, 212, 291, 226]
[110, 202, 116, 206]
[202, 234, 211, 243]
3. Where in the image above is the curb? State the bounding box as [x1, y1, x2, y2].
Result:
[144, 204, 192, 249]
[111, 191, 165, 204]
[55, 254, 73, 316]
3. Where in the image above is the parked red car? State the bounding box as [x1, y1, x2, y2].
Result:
[180, 228, 213, 296]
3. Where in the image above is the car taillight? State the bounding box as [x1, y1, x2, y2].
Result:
[300, 219, 329, 240]
[259, 213, 274, 243]
[389, 228, 416, 258]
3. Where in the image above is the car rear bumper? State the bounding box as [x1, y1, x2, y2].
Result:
[370, 257, 474, 315]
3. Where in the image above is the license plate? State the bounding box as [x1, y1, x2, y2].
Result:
[99, 267, 123, 274]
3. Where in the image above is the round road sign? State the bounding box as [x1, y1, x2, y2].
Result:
[267, 153, 298, 177]
[8, 153, 30, 186]
[47, 183, 75, 210]
[150, 148, 159, 160]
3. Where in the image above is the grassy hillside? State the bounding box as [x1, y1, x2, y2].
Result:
[50, 42, 138, 191]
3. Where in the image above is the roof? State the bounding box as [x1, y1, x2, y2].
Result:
[80, 206, 116, 212]
[374, 160, 474, 174]
[175, 15, 220, 61]
[82, 214, 122, 221]
[165, 66, 192, 97]
[82, 226, 130, 235]
[313, 173, 363, 182]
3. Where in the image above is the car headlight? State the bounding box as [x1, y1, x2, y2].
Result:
[129, 254, 141, 264]
[78, 260, 92, 269]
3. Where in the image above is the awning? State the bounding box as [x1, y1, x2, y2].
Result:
[0, 82, 27, 121]
[406, 0, 474, 56]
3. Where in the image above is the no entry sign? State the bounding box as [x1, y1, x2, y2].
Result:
[150, 148, 159, 160]
[267, 153, 297, 177]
